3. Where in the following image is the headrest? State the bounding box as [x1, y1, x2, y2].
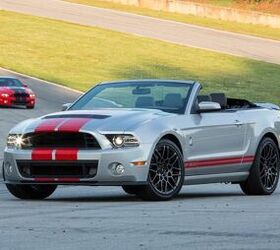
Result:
[210, 93, 227, 109]
[197, 95, 211, 103]
[163, 94, 183, 108]
[135, 96, 154, 108]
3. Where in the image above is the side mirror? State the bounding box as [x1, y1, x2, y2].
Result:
[198, 101, 221, 113]
[23, 83, 28, 88]
[61, 103, 72, 111]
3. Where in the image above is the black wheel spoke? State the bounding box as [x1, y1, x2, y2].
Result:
[259, 142, 279, 190]
[149, 143, 182, 195]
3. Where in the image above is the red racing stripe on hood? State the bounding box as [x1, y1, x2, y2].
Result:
[57, 118, 91, 132]
[32, 148, 53, 161]
[55, 148, 78, 161]
[35, 118, 67, 133]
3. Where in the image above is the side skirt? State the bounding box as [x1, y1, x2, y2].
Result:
[184, 171, 249, 185]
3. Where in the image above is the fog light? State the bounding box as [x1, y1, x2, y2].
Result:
[115, 164, 125, 175]
[110, 163, 125, 175]
[4, 162, 13, 176]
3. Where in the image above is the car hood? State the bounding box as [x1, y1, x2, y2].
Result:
[0, 86, 32, 95]
[10, 108, 173, 134]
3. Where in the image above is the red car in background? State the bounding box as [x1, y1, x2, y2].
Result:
[0, 77, 36, 109]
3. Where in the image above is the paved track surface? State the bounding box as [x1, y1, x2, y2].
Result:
[1, 0, 280, 64]
[0, 69, 280, 249]
[1, 185, 280, 250]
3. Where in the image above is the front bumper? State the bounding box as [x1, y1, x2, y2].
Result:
[0, 96, 35, 107]
[3, 146, 151, 185]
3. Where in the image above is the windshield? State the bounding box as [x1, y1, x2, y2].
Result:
[70, 81, 193, 114]
[0, 78, 23, 87]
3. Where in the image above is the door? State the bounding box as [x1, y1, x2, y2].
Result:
[184, 111, 246, 175]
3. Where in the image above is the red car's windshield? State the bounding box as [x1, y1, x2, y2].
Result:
[0, 78, 23, 87]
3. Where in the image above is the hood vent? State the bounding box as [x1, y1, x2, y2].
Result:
[43, 114, 110, 119]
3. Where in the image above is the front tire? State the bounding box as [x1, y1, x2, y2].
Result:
[137, 139, 184, 201]
[6, 184, 57, 200]
[240, 137, 280, 195]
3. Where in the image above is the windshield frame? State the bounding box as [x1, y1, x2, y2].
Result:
[69, 80, 195, 114]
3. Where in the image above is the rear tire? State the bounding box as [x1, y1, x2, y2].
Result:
[122, 185, 141, 195]
[136, 139, 184, 201]
[26, 105, 34, 109]
[240, 137, 280, 195]
[6, 184, 57, 200]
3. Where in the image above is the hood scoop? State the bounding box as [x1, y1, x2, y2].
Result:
[43, 114, 110, 119]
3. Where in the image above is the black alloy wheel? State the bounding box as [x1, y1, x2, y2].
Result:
[137, 139, 184, 201]
[240, 137, 280, 195]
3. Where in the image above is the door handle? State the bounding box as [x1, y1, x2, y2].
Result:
[234, 120, 243, 126]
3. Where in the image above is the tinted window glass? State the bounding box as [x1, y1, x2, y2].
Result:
[0, 78, 23, 87]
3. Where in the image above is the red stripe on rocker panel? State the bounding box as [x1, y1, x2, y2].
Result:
[242, 156, 255, 163]
[34, 177, 80, 182]
[32, 148, 53, 161]
[57, 118, 91, 132]
[185, 156, 255, 168]
[185, 157, 242, 168]
[35, 118, 66, 132]
[55, 148, 78, 161]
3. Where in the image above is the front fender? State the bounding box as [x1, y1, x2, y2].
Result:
[145, 130, 186, 168]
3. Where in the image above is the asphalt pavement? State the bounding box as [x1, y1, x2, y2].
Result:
[0, 69, 280, 249]
[1, 0, 280, 64]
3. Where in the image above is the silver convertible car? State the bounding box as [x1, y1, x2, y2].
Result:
[3, 80, 280, 201]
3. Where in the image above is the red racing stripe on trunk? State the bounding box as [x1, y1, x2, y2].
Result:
[32, 148, 53, 161]
[55, 148, 78, 161]
[35, 118, 66, 133]
[185, 156, 255, 168]
[34, 177, 80, 182]
[57, 118, 91, 132]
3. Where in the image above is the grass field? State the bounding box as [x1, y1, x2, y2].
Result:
[0, 11, 279, 105]
[66, 0, 280, 41]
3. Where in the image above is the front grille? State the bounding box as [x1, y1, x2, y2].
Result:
[22, 132, 101, 149]
[17, 160, 98, 178]
[13, 93, 29, 98]
[13, 98, 28, 105]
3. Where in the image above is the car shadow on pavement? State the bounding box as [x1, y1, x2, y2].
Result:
[43, 191, 244, 203]
[0, 106, 26, 109]
[176, 192, 244, 200]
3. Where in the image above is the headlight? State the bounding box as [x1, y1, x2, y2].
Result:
[106, 134, 139, 148]
[1, 93, 9, 98]
[29, 94, 35, 98]
[7, 134, 23, 149]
